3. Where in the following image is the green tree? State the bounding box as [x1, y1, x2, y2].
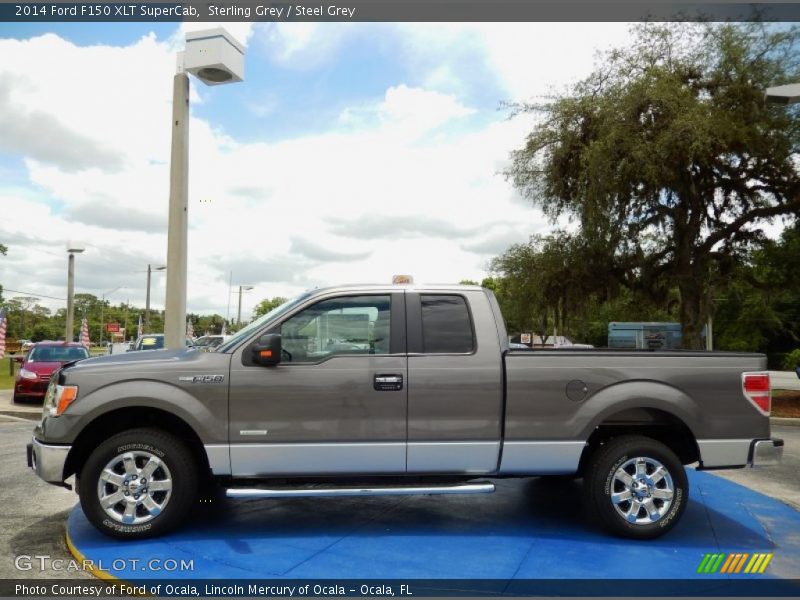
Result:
[253, 297, 288, 320]
[714, 223, 800, 360]
[505, 23, 800, 348]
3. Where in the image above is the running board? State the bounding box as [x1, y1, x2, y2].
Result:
[225, 481, 495, 499]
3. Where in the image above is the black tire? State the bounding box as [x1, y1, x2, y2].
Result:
[583, 435, 688, 540]
[78, 429, 198, 540]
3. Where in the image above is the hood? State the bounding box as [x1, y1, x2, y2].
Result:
[23, 361, 63, 376]
[67, 348, 201, 370]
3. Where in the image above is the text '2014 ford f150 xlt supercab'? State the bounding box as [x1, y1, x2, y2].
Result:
[28, 283, 783, 540]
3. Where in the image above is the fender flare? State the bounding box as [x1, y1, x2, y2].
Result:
[577, 379, 701, 441]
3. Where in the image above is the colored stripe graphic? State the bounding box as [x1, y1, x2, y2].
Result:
[697, 554, 712, 573]
[734, 553, 749, 573]
[710, 554, 725, 573]
[720, 554, 736, 573]
[759, 554, 773, 573]
[745, 554, 760, 573]
[697, 552, 772, 575]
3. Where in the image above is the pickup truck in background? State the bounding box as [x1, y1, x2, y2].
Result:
[27, 283, 783, 540]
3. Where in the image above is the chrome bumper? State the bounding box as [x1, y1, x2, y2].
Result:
[749, 438, 784, 467]
[27, 437, 70, 485]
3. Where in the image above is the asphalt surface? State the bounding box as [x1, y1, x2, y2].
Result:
[0, 419, 798, 580]
[713, 425, 800, 510]
[0, 418, 90, 580]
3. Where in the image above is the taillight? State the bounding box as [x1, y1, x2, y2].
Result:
[742, 372, 771, 416]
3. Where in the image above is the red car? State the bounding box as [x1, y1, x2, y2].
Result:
[13, 342, 90, 403]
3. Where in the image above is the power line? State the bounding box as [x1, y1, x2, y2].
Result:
[1, 288, 67, 302]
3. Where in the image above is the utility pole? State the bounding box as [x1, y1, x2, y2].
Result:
[237, 285, 254, 325]
[65, 245, 84, 342]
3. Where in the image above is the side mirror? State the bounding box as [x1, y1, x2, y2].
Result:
[252, 334, 282, 367]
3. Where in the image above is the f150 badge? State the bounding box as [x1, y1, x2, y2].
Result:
[178, 375, 225, 383]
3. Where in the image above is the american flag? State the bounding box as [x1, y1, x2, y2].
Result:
[137, 314, 143, 338]
[0, 307, 7, 359]
[186, 318, 194, 338]
[79, 314, 91, 348]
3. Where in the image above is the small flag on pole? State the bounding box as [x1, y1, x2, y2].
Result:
[79, 314, 91, 348]
[0, 307, 7, 359]
[186, 318, 194, 338]
[137, 314, 143, 338]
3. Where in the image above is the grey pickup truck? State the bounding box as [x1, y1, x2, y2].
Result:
[28, 283, 783, 540]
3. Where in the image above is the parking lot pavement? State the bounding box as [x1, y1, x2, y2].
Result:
[712, 425, 800, 510]
[0, 390, 40, 420]
[0, 419, 90, 580]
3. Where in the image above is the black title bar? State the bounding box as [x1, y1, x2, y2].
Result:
[2, 1, 800, 22]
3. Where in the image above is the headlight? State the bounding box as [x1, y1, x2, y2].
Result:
[18, 368, 37, 380]
[42, 381, 78, 418]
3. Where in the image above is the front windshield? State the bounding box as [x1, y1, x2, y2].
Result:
[217, 292, 312, 353]
[29, 346, 89, 362]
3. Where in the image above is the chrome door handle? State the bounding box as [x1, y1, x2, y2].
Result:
[374, 374, 403, 391]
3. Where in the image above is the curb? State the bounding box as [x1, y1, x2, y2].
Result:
[0, 410, 39, 421]
[771, 417, 800, 427]
[65, 528, 118, 582]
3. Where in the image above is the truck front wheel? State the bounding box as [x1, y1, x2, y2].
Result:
[583, 435, 688, 540]
[78, 429, 198, 539]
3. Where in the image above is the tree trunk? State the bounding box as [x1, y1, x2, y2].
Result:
[678, 276, 709, 350]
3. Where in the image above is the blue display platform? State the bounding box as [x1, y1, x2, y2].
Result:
[66, 469, 800, 588]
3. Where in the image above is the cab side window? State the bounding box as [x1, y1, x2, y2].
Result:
[280, 295, 391, 363]
[420, 294, 475, 354]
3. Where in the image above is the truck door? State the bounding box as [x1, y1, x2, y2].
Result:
[228, 292, 407, 476]
[406, 291, 503, 473]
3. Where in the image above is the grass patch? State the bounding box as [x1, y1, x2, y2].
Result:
[0, 357, 17, 390]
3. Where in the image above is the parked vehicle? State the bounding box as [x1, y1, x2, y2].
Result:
[13, 342, 89, 403]
[192, 335, 231, 351]
[129, 334, 194, 351]
[27, 283, 782, 540]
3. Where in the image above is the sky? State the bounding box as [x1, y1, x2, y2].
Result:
[0, 21, 635, 322]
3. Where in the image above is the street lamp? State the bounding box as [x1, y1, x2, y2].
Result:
[65, 243, 85, 342]
[765, 83, 800, 105]
[237, 285, 254, 325]
[145, 264, 166, 333]
[163, 28, 245, 349]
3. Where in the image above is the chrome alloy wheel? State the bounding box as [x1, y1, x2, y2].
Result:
[96, 451, 173, 525]
[610, 456, 674, 525]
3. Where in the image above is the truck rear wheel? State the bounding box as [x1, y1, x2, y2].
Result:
[78, 429, 198, 539]
[583, 435, 688, 539]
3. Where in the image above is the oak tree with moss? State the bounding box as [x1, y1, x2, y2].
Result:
[505, 23, 800, 348]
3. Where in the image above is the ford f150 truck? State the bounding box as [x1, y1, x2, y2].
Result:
[27, 284, 783, 540]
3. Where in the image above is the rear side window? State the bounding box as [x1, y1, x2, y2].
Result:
[420, 295, 475, 354]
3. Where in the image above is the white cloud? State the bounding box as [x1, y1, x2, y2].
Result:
[339, 84, 475, 138]
[0, 24, 633, 323]
[255, 22, 360, 68]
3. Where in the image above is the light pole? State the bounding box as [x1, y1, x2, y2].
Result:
[163, 28, 245, 349]
[65, 244, 85, 342]
[145, 264, 166, 333]
[765, 83, 800, 105]
[237, 285, 254, 325]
